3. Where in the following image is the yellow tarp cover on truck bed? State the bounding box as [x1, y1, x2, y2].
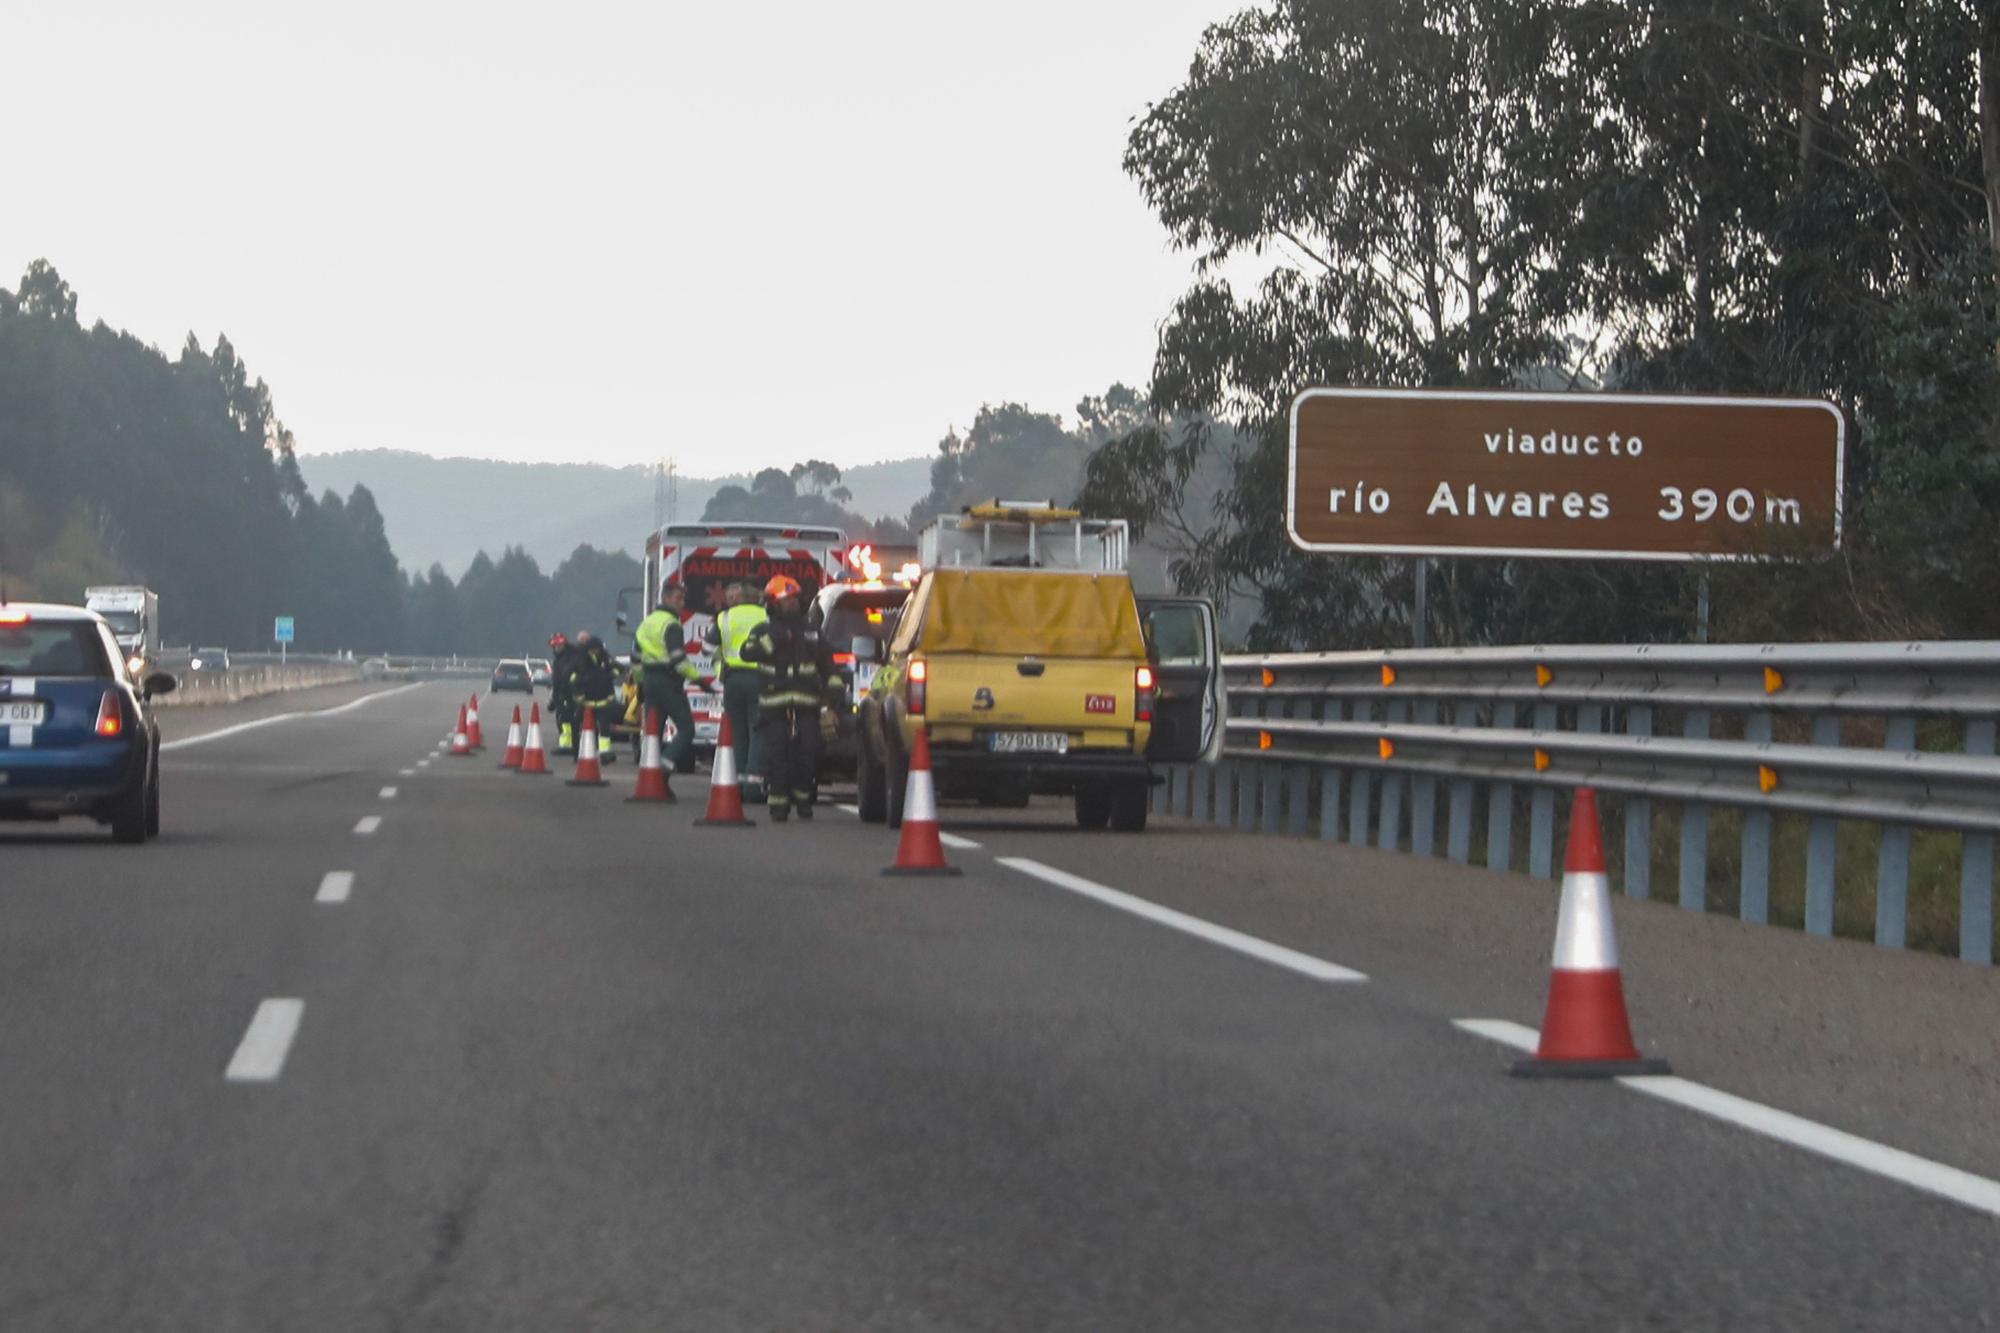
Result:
[919, 569, 1146, 659]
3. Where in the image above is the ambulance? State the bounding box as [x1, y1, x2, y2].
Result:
[635, 523, 850, 756]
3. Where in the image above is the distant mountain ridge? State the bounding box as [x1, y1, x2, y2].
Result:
[296, 450, 934, 577]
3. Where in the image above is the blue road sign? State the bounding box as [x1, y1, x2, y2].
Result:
[274, 616, 295, 644]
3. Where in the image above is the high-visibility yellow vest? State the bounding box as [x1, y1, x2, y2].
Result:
[634, 609, 673, 664]
[718, 604, 769, 670]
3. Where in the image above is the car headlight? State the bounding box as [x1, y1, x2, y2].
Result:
[189, 657, 203, 670]
[127, 655, 146, 676]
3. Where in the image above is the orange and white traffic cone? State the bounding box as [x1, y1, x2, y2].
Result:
[450, 705, 473, 757]
[1513, 788, 1669, 1078]
[497, 706, 524, 769]
[517, 702, 552, 776]
[695, 712, 754, 826]
[626, 707, 675, 803]
[566, 706, 609, 787]
[884, 727, 961, 877]
[466, 694, 485, 750]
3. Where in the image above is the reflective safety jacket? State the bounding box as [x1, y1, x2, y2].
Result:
[740, 615, 841, 711]
[712, 603, 770, 672]
[635, 609, 699, 681]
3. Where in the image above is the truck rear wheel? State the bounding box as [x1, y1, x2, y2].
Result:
[1109, 778, 1150, 833]
[857, 734, 888, 823]
[1074, 784, 1111, 831]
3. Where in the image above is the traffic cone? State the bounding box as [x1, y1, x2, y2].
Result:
[626, 707, 675, 803]
[466, 694, 486, 750]
[566, 707, 610, 787]
[1513, 788, 1670, 1078]
[883, 727, 961, 877]
[450, 705, 472, 757]
[517, 702, 552, 775]
[695, 712, 754, 826]
[497, 706, 524, 770]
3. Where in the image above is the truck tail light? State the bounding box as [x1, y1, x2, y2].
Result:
[95, 690, 125, 737]
[832, 651, 856, 666]
[908, 659, 927, 716]
[1135, 665, 1155, 723]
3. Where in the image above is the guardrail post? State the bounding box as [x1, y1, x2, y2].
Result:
[1447, 775, 1474, 864]
[1377, 700, 1407, 852]
[1963, 720, 1996, 965]
[1259, 699, 1284, 835]
[1285, 698, 1311, 837]
[1317, 700, 1344, 840]
[1741, 712, 1773, 923]
[1528, 702, 1557, 878]
[1347, 696, 1373, 846]
[1805, 714, 1841, 935]
[1191, 760, 1212, 823]
[1624, 707, 1653, 899]
[1486, 703, 1516, 872]
[1410, 699, 1438, 856]
[1874, 715, 1918, 950]
[1678, 709, 1712, 911]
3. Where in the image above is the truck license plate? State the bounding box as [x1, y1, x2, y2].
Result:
[988, 731, 1068, 755]
[1, 702, 47, 726]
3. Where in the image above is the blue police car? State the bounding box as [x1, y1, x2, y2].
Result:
[0, 601, 174, 843]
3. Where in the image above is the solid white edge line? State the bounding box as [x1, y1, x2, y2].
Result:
[836, 803, 861, 816]
[159, 683, 423, 751]
[1451, 1018, 1540, 1053]
[316, 871, 354, 904]
[1452, 1017, 2000, 1220]
[225, 999, 304, 1082]
[1620, 1075, 2000, 1220]
[378, 786, 398, 799]
[938, 832, 983, 850]
[997, 856, 1366, 983]
[353, 815, 382, 836]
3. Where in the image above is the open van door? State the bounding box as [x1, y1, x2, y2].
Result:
[1137, 596, 1225, 765]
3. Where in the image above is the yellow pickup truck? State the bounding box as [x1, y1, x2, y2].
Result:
[854, 564, 1222, 832]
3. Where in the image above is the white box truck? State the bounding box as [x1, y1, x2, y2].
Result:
[84, 586, 161, 667]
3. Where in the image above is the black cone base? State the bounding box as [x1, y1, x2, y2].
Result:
[1510, 1056, 1672, 1080]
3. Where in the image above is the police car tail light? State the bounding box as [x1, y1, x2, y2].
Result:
[94, 690, 124, 738]
[1135, 665, 1156, 724]
[0, 609, 27, 625]
[908, 659, 927, 716]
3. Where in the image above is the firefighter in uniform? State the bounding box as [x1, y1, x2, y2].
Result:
[634, 583, 699, 773]
[567, 631, 621, 759]
[547, 632, 579, 752]
[739, 575, 840, 821]
[706, 580, 770, 801]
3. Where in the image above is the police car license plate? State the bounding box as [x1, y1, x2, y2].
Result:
[1, 702, 47, 726]
[988, 732, 1067, 755]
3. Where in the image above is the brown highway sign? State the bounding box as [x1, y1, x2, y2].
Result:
[1287, 388, 1845, 561]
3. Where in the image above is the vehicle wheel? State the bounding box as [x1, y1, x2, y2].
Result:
[857, 734, 888, 823]
[885, 738, 909, 830]
[1074, 784, 1112, 831]
[1109, 778, 1150, 833]
[110, 770, 149, 845]
[144, 745, 160, 837]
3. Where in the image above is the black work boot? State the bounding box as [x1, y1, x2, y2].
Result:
[796, 799, 814, 821]
[769, 804, 790, 823]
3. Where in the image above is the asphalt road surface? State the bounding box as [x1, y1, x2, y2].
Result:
[3, 680, 1997, 1331]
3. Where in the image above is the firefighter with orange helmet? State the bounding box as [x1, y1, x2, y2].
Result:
[739, 574, 841, 821]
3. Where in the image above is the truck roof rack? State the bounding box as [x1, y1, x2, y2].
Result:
[919, 503, 1129, 571]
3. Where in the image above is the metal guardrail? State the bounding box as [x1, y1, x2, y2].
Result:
[1156, 642, 2000, 964]
[156, 662, 362, 706]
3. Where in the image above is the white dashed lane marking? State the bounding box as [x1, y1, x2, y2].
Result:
[316, 871, 354, 904]
[379, 786, 398, 800]
[353, 816, 382, 836]
[938, 832, 982, 850]
[225, 999, 304, 1083]
[1451, 1019, 2000, 1220]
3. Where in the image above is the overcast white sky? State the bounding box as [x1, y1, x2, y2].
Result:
[1, 0, 1249, 471]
